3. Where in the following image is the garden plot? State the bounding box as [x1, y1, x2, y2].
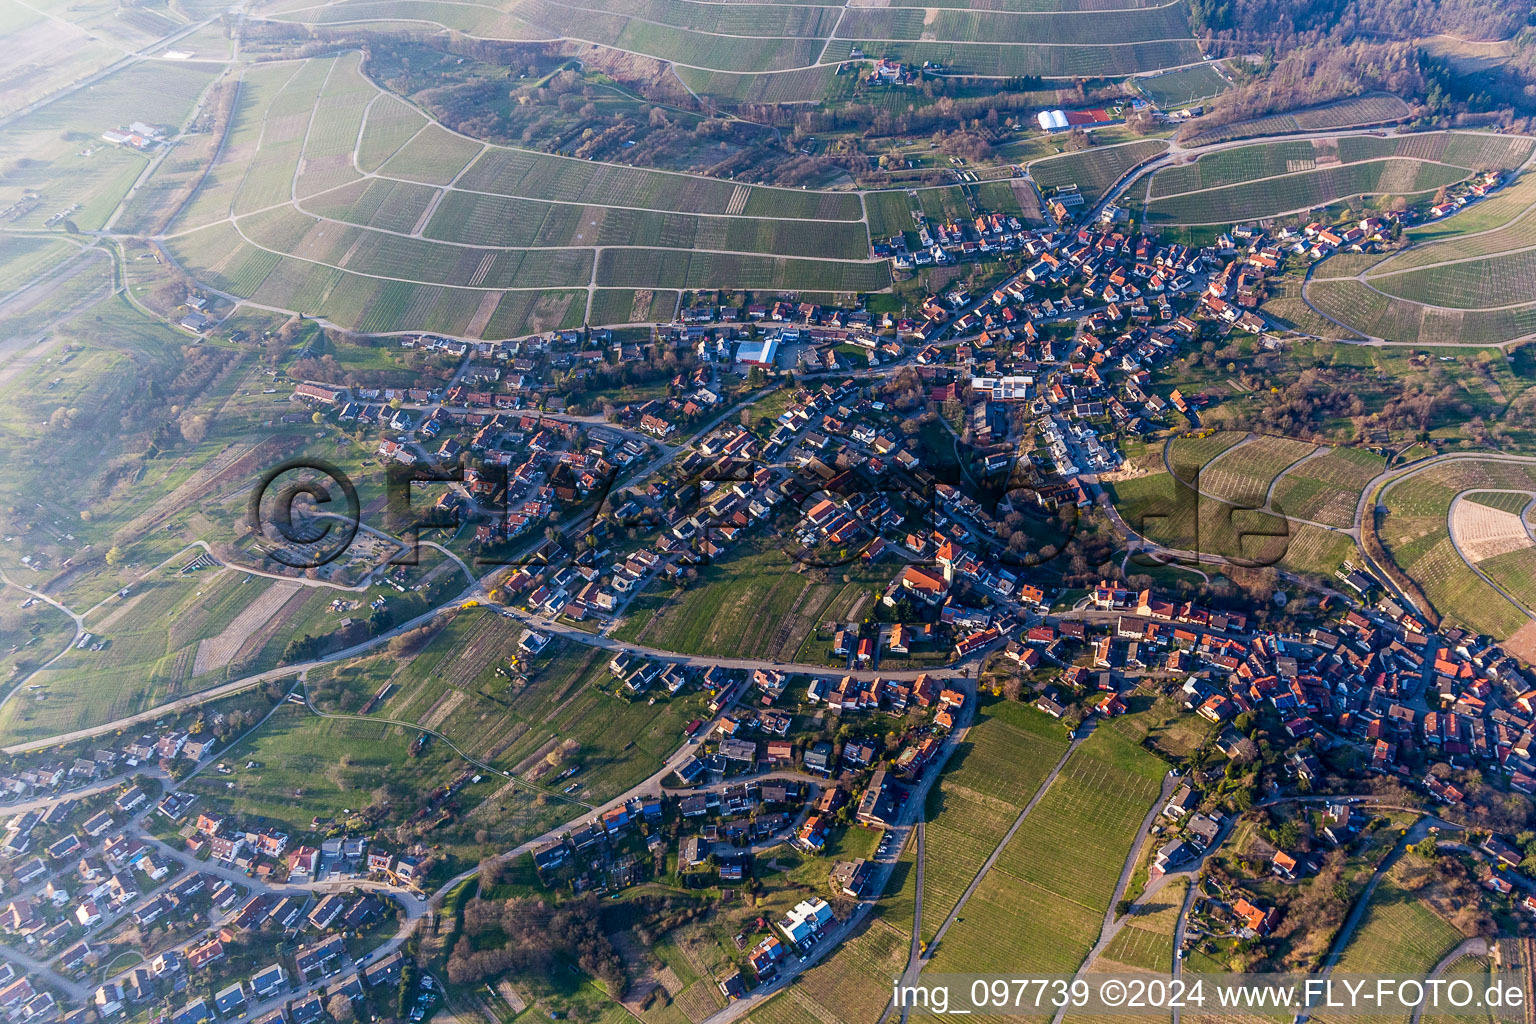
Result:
[193, 579, 302, 675]
[1450, 495, 1535, 564]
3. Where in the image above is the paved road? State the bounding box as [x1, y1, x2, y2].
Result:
[0, 939, 89, 1001]
[0, 772, 136, 814]
[908, 823, 925, 965]
[501, 605, 984, 682]
[661, 769, 823, 796]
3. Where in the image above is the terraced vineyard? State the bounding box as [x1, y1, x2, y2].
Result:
[1306, 278, 1536, 347]
[927, 717, 1167, 988]
[1167, 430, 1248, 473]
[1377, 459, 1536, 643]
[1198, 435, 1316, 505]
[262, 0, 1208, 92]
[1144, 157, 1472, 225]
[1113, 432, 1360, 571]
[1296, 138, 1536, 344]
[1269, 445, 1386, 528]
[1179, 93, 1413, 147]
[1313, 862, 1464, 1024]
[163, 51, 891, 336]
[918, 701, 1071, 945]
[1149, 132, 1526, 200]
[1031, 140, 1169, 204]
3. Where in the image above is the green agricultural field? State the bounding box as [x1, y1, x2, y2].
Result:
[1116, 430, 1313, 563]
[341, 615, 709, 801]
[1421, 955, 1498, 1024]
[1031, 140, 1168, 204]
[377, 122, 484, 184]
[919, 699, 1071, 943]
[1474, 546, 1536, 619]
[1136, 64, 1229, 108]
[294, 51, 374, 199]
[1408, 170, 1536, 245]
[611, 543, 889, 661]
[835, 38, 1202, 79]
[835, 3, 1192, 45]
[1371, 248, 1536, 310]
[586, 288, 679, 327]
[928, 715, 1166, 978]
[0, 295, 264, 597]
[1151, 132, 1525, 200]
[1270, 445, 1385, 528]
[672, 64, 838, 105]
[179, 702, 462, 825]
[757, 918, 911, 1024]
[0, 59, 222, 231]
[989, 719, 1165, 912]
[161, 51, 891, 330]
[0, 569, 312, 744]
[1168, 430, 1247, 472]
[356, 94, 429, 173]
[1280, 523, 1355, 577]
[1144, 158, 1471, 225]
[0, 237, 78, 294]
[1090, 876, 1188, 975]
[1466, 491, 1531, 514]
[302, 176, 439, 234]
[0, 0, 158, 119]
[424, 191, 873, 259]
[0, 596, 75, 697]
[866, 188, 922, 240]
[178, 701, 574, 865]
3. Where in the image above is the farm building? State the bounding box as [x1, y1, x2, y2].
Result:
[1037, 109, 1069, 132]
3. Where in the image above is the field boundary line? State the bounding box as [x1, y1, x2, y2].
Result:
[1148, 155, 1479, 202]
[220, 213, 884, 294]
[1364, 238, 1536, 280]
[919, 728, 1085, 962]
